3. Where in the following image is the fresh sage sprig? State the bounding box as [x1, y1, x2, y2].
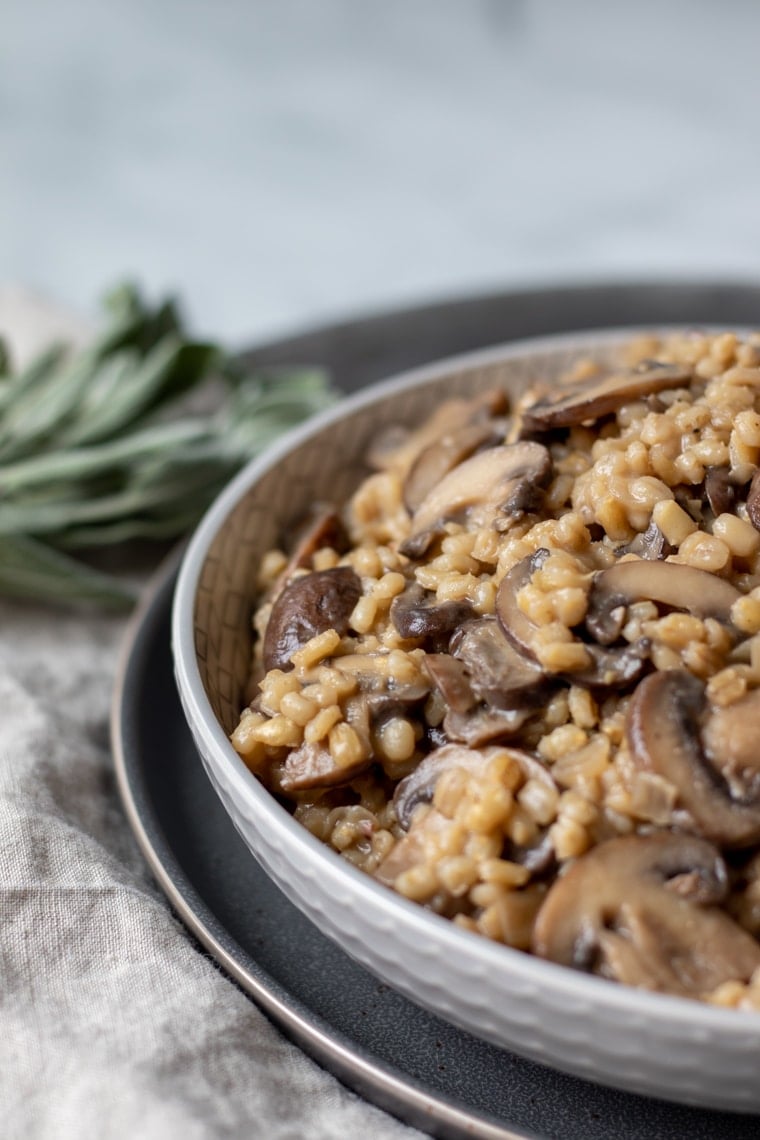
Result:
[0, 284, 336, 609]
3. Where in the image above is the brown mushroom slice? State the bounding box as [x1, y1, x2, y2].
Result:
[571, 640, 651, 691]
[403, 420, 506, 514]
[450, 617, 548, 709]
[585, 559, 740, 646]
[390, 583, 474, 644]
[393, 744, 558, 877]
[275, 740, 372, 794]
[626, 670, 760, 847]
[747, 469, 760, 531]
[495, 549, 649, 690]
[401, 442, 552, 559]
[443, 704, 534, 747]
[275, 503, 348, 588]
[422, 644, 540, 747]
[704, 466, 736, 518]
[495, 548, 552, 660]
[393, 743, 554, 830]
[616, 520, 674, 561]
[262, 566, 362, 672]
[393, 743, 492, 829]
[520, 361, 693, 433]
[532, 832, 760, 996]
[422, 653, 475, 714]
[368, 389, 509, 475]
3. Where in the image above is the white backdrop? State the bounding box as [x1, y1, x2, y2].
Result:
[3, 0, 760, 344]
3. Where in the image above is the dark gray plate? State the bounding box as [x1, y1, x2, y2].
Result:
[113, 283, 760, 1140]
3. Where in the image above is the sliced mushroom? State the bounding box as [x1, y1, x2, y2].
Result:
[392, 743, 558, 875]
[704, 466, 736, 518]
[532, 832, 760, 996]
[520, 361, 692, 433]
[495, 549, 649, 691]
[442, 704, 534, 748]
[422, 636, 542, 747]
[747, 469, 760, 531]
[277, 503, 348, 586]
[572, 640, 652, 690]
[393, 743, 490, 829]
[401, 442, 552, 559]
[403, 420, 506, 514]
[274, 740, 372, 794]
[617, 520, 674, 561]
[368, 389, 508, 475]
[263, 566, 362, 672]
[495, 548, 552, 660]
[585, 559, 741, 646]
[393, 743, 552, 826]
[626, 670, 760, 847]
[390, 583, 474, 645]
[450, 617, 548, 709]
[422, 653, 475, 714]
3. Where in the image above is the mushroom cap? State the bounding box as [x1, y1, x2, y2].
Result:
[390, 582, 474, 645]
[262, 566, 362, 672]
[274, 504, 348, 588]
[393, 743, 490, 830]
[532, 832, 760, 997]
[627, 670, 760, 847]
[392, 743, 557, 875]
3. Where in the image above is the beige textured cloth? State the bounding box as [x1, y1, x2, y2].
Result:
[0, 292, 422, 1140]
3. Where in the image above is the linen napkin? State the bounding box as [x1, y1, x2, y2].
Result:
[0, 289, 423, 1140]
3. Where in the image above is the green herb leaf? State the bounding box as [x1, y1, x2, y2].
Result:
[0, 283, 337, 609]
[0, 534, 136, 609]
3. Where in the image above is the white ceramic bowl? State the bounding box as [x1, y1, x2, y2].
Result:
[172, 329, 760, 1113]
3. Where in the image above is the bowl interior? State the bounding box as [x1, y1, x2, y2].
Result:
[193, 332, 632, 735]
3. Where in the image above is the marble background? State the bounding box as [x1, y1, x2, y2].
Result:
[3, 0, 760, 346]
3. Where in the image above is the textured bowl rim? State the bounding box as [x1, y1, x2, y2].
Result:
[172, 326, 760, 1038]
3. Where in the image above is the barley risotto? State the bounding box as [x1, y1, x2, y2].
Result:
[231, 330, 760, 1009]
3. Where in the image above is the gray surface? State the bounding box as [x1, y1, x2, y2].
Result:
[4, 0, 760, 344]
